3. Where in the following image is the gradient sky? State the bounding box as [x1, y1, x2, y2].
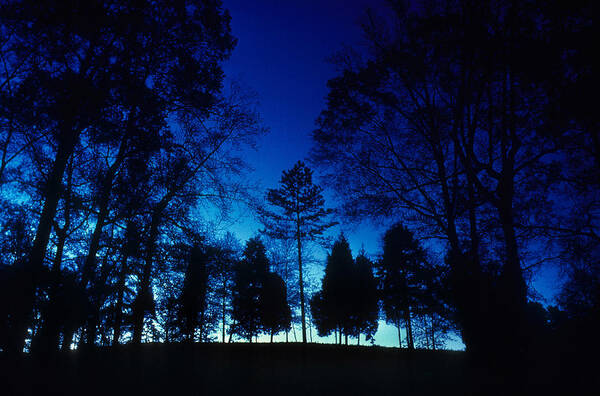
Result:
[218, 0, 562, 348]
[221, 0, 388, 252]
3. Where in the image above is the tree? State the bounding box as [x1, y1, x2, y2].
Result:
[179, 245, 209, 342]
[352, 251, 379, 344]
[259, 160, 337, 343]
[211, 233, 240, 343]
[231, 237, 269, 342]
[310, 234, 353, 343]
[260, 272, 291, 343]
[377, 224, 429, 350]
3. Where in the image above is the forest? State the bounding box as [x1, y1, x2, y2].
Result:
[0, 0, 597, 394]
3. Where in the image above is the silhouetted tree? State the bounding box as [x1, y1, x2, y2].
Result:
[231, 237, 269, 342]
[260, 272, 291, 342]
[211, 233, 240, 343]
[259, 161, 337, 343]
[377, 224, 430, 349]
[352, 251, 379, 344]
[179, 245, 209, 342]
[310, 234, 354, 344]
[266, 237, 299, 342]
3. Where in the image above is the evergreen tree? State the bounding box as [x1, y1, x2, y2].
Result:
[259, 161, 336, 343]
[378, 223, 427, 349]
[179, 245, 209, 342]
[352, 251, 379, 344]
[260, 272, 291, 342]
[231, 237, 269, 342]
[310, 234, 354, 344]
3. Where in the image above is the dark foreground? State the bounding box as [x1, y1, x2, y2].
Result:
[0, 343, 579, 395]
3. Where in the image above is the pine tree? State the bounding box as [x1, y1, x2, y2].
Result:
[378, 223, 427, 350]
[259, 161, 336, 343]
[353, 251, 379, 344]
[260, 272, 291, 342]
[179, 245, 209, 342]
[231, 237, 269, 342]
[310, 234, 354, 344]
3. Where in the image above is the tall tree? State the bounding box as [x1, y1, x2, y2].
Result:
[352, 251, 379, 344]
[179, 245, 209, 342]
[377, 224, 428, 350]
[259, 161, 337, 343]
[260, 272, 291, 343]
[211, 233, 240, 343]
[231, 237, 269, 342]
[310, 234, 354, 344]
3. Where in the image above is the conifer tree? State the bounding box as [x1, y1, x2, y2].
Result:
[231, 237, 269, 342]
[259, 161, 336, 343]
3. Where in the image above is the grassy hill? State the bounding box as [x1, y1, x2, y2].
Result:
[0, 342, 571, 395]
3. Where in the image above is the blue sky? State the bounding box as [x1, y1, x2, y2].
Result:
[221, 0, 388, 251]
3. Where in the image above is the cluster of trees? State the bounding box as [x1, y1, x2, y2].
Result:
[0, 0, 265, 353]
[310, 226, 454, 350]
[311, 235, 379, 345]
[231, 237, 290, 343]
[312, 0, 597, 360]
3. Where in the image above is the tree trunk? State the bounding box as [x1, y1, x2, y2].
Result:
[497, 192, 527, 351]
[296, 227, 306, 343]
[431, 313, 436, 351]
[81, 137, 127, 289]
[32, 229, 67, 353]
[112, 252, 128, 346]
[11, 133, 77, 353]
[222, 294, 227, 343]
[132, 201, 166, 344]
[406, 308, 414, 350]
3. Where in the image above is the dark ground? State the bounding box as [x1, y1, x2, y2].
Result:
[0, 343, 580, 395]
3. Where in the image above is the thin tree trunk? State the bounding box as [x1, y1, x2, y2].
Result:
[296, 222, 306, 343]
[431, 313, 436, 351]
[406, 307, 414, 350]
[222, 294, 227, 343]
[132, 201, 166, 344]
[112, 252, 128, 346]
[397, 318, 403, 348]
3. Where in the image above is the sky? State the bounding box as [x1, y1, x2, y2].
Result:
[218, 0, 562, 348]
[221, 0, 389, 253]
